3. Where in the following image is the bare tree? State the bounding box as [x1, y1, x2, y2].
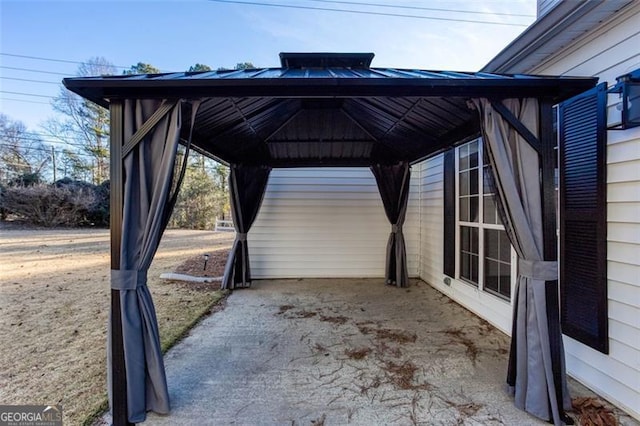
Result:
[0, 114, 50, 184]
[44, 57, 116, 184]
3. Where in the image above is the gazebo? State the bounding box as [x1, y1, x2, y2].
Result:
[63, 52, 596, 426]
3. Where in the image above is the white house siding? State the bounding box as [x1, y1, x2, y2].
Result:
[249, 167, 420, 279]
[417, 155, 444, 288]
[527, 4, 640, 419]
[415, 155, 514, 334]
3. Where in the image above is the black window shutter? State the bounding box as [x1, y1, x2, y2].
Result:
[559, 82, 608, 354]
[443, 148, 455, 277]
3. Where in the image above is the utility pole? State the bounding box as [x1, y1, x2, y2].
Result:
[51, 146, 57, 182]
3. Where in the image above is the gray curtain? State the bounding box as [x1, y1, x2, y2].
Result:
[222, 164, 271, 290]
[473, 98, 570, 425]
[370, 161, 411, 288]
[108, 99, 199, 423]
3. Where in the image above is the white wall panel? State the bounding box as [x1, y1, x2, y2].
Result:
[249, 167, 419, 279]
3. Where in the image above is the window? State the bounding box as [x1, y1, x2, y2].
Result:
[456, 139, 514, 300]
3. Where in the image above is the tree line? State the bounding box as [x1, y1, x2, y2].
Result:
[0, 58, 255, 228]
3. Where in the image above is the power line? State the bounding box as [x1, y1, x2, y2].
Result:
[0, 65, 73, 77]
[0, 97, 51, 105]
[0, 90, 55, 99]
[0, 52, 131, 70]
[0, 53, 172, 73]
[4, 134, 101, 149]
[0, 143, 96, 158]
[306, 0, 534, 18]
[3, 130, 102, 147]
[0, 160, 48, 168]
[206, 0, 529, 26]
[1, 76, 60, 85]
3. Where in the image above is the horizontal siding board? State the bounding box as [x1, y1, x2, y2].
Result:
[608, 299, 640, 330]
[565, 335, 640, 392]
[608, 260, 640, 284]
[607, 202, 640, 222]
[608, 280, 640, 308]
[562, 31, 640, 78]
[608, 339, 640, 371]
[607, 127, 640, 147]
[607, 223, 640, 244]
[609, 318, 640, 350]
[531, 5, 640, 78]
[607, 182, 640, 202]
[608, 241, 640, 264]
[607, 160, 640, 183]
[607, 140, 640, 164]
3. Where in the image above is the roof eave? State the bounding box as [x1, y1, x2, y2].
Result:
[482, 0, 633, 74]
[63, 76, 597, 108]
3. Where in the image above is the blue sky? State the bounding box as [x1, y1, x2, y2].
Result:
[0, 0, 535, 130]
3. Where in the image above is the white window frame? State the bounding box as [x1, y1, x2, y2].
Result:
[454, 138, 517, 303]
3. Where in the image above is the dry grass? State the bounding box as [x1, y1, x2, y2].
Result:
[0, 227, 234, 425]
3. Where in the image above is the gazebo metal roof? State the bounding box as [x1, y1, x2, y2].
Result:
[63, 52, 596, 166]
[64, 53, 600, 426]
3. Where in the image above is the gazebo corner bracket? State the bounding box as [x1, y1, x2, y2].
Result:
[489, 99, 542, 154]
[122, 99, 178, 158]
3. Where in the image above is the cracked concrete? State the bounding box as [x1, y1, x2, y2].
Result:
[133, 278, 636, 425]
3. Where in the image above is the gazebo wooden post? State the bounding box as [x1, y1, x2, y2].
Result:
[539, 98, 567, 421]
[109, 100, 132, 426]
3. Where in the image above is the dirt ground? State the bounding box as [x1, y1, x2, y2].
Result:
[0, 225, 234, 425]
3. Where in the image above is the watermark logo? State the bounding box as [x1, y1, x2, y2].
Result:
[0, 405, 62, 426]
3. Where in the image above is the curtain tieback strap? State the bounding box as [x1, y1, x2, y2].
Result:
[111, 269, 148, 290]
[391, 224, 400, 233]
[518, 259, 558, 281]
[236, 233, 248, 242]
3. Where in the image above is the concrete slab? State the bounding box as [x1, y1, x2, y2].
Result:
[140, 278, 551, 425]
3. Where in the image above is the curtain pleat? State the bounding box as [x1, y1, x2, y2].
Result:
[370, 162, 411, 288]
[474, 98, 570, 425]
[108, 99, 200, 423]
[222, 164, 271, 290]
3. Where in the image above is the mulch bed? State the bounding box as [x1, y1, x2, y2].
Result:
[169, 248, 231, 291]
[174, 248, 229, 277]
